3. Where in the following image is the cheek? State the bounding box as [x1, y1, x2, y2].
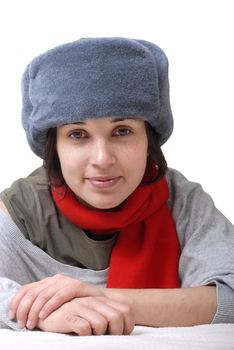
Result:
[57, 148, 81, 176]
[126, 145, 148, 176]
[138, 155, 148, 179]
[139, 145, 148, 175]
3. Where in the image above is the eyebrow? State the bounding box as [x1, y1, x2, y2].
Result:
[110, 117, 138, 123]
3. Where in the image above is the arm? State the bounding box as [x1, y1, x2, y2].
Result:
[105, 170, 232, 327]
[0, 277, 22, 330]
[167, 168, 234, 324]
[0, 201, 133, 335]
[103, 286, 216, 327]
[0, 203, 22, 329]
[9, 277, 216, 330]
[5, 170, 234, 330]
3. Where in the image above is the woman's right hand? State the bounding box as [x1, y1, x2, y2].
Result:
[37, 296, 135, 336]
[9, 274, 105, 330]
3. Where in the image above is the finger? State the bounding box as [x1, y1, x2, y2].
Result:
[83, 298, 124, 335]
[66, 304, 108, 335]
[11, 275, 67, 326]
[9, 292, 26, 321]
[100, 307, 124, 335]
[65, 314, 93, 336]
[26, 289, 59, 329]
[14, 293, 38, 329]
[15, 285, 56, 329]
[9, 278, 51, 320]
[38, 288, 78, 320]
[104, 299, 135, 335]
[27, 278, 84, 327]
[9, 284, 36, 320]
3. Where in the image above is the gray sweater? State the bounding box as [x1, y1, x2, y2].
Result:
[0, 167, 234, 330]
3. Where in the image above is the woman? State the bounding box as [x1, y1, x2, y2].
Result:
[0, 37, 233, 335]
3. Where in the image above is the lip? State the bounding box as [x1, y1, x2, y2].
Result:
[86, 176, 122, 189]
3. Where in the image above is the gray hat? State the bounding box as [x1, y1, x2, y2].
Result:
[21, 37, 173, 157]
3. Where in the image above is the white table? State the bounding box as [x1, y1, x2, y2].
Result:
[1, 324, 233, 350]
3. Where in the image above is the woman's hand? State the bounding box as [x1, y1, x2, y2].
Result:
[9, 274, 104, 330]
[37, 296, 135, 335]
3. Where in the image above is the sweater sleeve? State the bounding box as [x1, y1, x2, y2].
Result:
[0, 277, 23, 330]
[166, 168, 234, 323]
[0, 209, 26, 330]
[0, 207, 109, 330]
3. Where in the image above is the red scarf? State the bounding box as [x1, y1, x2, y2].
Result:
[51, 176, 180, 288]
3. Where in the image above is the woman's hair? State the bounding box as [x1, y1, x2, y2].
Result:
[43, 128, 62, 186]
[43, 122, 168, 186]
[145, 122, 168, 184]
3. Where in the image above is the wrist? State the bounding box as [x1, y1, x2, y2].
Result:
[103, 288, 135, 310]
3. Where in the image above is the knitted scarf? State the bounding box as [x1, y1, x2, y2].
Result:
[51, 176, 180, 288]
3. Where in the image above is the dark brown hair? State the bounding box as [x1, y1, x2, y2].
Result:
[144, 122, 167, 184]
[43, 122, 167, 186]
[43, 128, 63, 186]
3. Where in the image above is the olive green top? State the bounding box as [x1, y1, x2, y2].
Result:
[0, 167, 116, 270]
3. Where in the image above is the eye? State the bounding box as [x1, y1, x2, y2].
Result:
[113, 127, 132, 136]
[69, 130, 88, 139]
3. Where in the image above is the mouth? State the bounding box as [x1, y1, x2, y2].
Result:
[86, 176, 122, 189]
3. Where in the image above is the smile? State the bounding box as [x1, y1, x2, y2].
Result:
[86, 176, 122, 189]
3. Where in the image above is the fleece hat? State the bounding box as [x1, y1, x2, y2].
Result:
[21, 37, 173, 157]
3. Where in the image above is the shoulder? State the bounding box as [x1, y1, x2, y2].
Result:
[0, 198, 9, 215]
[166, 168, 215, 246]
[166, 167, 205, 212]
[0, 166, 49, 198]
[166, 167, 234, 248]
[0, 166, 50, 213]
[0, 166, 51, 235]
[166, 167, 202, 192]
[17, 166, 49, 188]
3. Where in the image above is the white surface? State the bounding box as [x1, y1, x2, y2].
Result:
[0, 324, 234, 350]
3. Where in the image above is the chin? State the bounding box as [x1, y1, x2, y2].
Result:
[92, 202, 121, 210]
[89, 197, 124, 210]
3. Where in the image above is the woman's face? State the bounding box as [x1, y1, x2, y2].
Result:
[56, 117, 148, 209]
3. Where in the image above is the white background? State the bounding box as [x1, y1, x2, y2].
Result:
[0, 0, 233, 223]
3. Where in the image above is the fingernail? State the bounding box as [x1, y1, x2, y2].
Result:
[18, 320, 24, 329]
[26, 320, 32, 329]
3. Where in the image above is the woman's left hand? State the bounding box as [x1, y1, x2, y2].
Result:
[9, 274, 104, 330]
[37, 296, 135, 335]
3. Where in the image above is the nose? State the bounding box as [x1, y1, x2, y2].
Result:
[90, 139, 115, 168]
